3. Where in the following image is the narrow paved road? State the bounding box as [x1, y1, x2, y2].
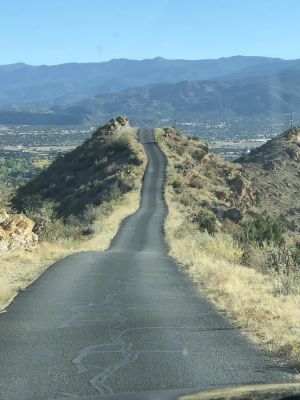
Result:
[0, 129, 292, 400]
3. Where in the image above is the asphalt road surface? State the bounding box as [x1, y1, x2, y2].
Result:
[0, 129, 293, 400]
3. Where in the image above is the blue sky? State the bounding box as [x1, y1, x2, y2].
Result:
[1, 0, 299, 65]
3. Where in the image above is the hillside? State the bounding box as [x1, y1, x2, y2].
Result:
[158, 125, 300, 238]
[0, 56, 280, 108]
[13, 117, 145, 218]
[238, 127, 300, 232]
[156, 126, 254, 225]
[158, 127, 300, 367]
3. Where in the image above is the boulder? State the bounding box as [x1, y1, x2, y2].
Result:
[92, 116, 130, 139]
[227, 172, 255, 205]
[107, 116, 129, 131]
[0, 212, 37, 255]
[115, 116, 129, 126]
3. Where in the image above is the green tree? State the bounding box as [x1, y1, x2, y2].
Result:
[239, 215, 285, 247]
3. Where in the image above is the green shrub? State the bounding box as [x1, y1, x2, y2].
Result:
[25, 201, 82, 242]
[105, 135, 130, 152]
[171, 177, 183, 191]
[39, 218, 82, 242]
[195, 209, 217, 235]
[238, 215, 285, 247]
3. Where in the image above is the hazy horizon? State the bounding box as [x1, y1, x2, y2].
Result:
[1, 54, 297, 67]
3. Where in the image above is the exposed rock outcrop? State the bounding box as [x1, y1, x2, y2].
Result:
[0, 210, 37, 254]
[106, 116, 129, 131]
[227, 172, 255, 206]
[93, 116, 130, 139]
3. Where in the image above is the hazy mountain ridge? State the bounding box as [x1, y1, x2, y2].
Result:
[2, 69, 300, 126]
[0, 56, 286, 108]
[56, 69, 300, 124]
[1, 56, 300, 125]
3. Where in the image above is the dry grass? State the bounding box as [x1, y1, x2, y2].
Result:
[158, 128, 300, 365]
[165, 185, 300, 365]
[0, 133, 147, 312]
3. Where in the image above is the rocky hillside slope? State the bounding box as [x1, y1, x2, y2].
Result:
[13, 116, 145, 218]
[158, 126, 299, 236]
[239, 127, 300, 233]
[158, 127, 254, 223]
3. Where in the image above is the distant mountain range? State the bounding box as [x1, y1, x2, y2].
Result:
[0, 56, 292, 107]
[1, 56, 300, 125]
[56, 70, 300, 124]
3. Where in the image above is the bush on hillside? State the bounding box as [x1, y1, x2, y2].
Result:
[171, 176, 183, 192]
[238, 215, 286, 247]
[104, 134, 131, 152]
[195, 209, 217, 235]
[25, 201, 82, 242]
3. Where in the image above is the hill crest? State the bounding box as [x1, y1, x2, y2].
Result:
[13, 117, 145, 218]
[238, 126, 300, 167]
